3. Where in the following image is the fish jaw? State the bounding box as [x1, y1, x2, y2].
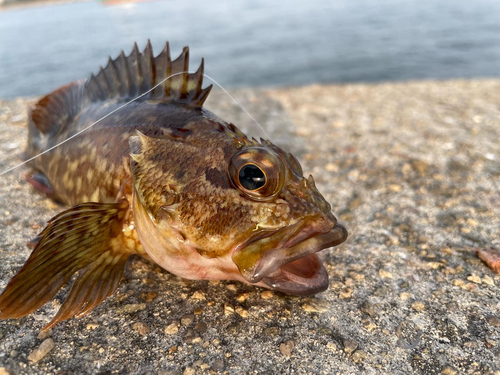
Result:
[232, 217, 348, 295]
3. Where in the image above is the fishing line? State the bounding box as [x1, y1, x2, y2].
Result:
[0, 71, 269, 176]
[203, 72, 269, 140]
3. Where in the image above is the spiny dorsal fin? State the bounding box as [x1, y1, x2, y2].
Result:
[85, 40, 213, 107]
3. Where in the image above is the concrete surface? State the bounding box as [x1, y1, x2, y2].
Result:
[0, 80, 499, 374]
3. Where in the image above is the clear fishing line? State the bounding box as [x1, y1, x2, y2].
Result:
[0, 71, 270, 176]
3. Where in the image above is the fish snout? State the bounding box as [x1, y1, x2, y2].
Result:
[303, 210, 340, 237]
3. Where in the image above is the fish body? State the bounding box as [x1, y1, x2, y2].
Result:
[0, 42, 347, 330]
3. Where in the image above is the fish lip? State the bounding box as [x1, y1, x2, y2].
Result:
[261, 253, 330, 295]
[233, 220, 348, 295]
[254, 222, 347, 281]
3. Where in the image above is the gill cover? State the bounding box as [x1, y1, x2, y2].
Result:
[129, 131, 183, 220]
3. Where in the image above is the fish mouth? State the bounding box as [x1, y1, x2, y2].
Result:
[232, 218, 348, 295]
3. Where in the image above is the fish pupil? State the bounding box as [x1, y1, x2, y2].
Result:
[239, 164, 266, 190]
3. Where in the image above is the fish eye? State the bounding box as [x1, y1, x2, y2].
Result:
[238, 164, 266, 191]
[229, 147, 285, 201]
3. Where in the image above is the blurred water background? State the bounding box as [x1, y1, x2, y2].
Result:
[1, 0, 500, 99]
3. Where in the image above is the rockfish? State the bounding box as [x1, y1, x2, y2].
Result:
[0, 41, 347, 330]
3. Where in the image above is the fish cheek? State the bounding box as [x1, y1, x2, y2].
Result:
[181, 197, 254, 259]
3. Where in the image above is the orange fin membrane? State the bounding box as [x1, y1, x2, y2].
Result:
[0, 200, 131, 331]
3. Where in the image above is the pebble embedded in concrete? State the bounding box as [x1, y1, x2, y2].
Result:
[116, 303, 147, 314]
[164, 322, 179, 335]
[132, 322, 150, 335]
[279, 340, 295, 357]
[181, 314, 195, 326]
[28, 338, 55, 363]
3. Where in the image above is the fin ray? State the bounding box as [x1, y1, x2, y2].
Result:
[0, 200, 134, 328]
[43, 253, 127, 331]
[29, 81, 84, 137]
[85, 41, 211, 107]
[27, 40, 211, 146]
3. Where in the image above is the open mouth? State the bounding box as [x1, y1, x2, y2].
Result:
[262, 253, 328, 295]
[232, 220, 348, 295]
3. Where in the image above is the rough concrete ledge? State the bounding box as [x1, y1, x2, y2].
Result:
[0, 80, 499, 374]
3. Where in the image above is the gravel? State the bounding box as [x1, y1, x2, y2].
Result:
[0, 79, 499, 374]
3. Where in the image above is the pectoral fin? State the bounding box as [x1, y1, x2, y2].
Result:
[0, 199, 134, 330]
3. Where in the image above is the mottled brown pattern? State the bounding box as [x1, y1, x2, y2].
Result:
[0, 42, 347, 329]
[129, 123, 342, 260]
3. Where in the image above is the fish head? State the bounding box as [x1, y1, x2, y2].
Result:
[129, 122, 347, 295]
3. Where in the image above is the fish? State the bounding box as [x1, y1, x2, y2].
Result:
[0, 41, 348, 330]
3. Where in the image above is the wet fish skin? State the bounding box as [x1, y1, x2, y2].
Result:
[0, 41, 347, 330]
